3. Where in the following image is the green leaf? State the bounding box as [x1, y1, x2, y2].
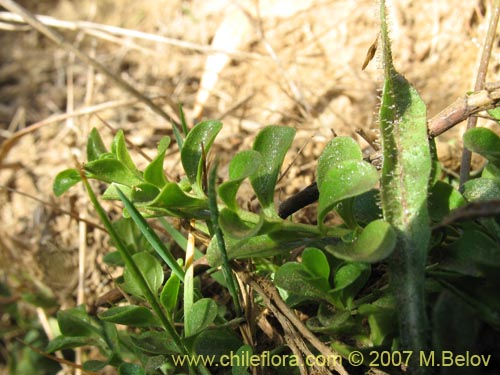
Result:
[232, 345, 253, 375]
[85, 159, 143, 186]
[193, 328, 243, 360]
[328, 262, 371, 310]
[428, 180, 466, 222]
[218, 208, 264, 239]
[149, 182, 208, 211]
[308, 308, 359, 335]
[118, 362, 146, 375]
[160, 271, 181, 315]
[352, 189, 382, 225]
[218, 150, 262, 210]
[184, 298, 218, 337]
[379, 0, 431, 357]
[53, 168, 81, 196]
[463, 178, 500, 202]
[46, 336, 105, 353]
[57, 306, 100, 337]
[317, 160, 378, 229]
[144, 136, 170, 187]
[317, 136, 363, 189]
[439, 227, 500, 277]
[250, 126, 296, 217]
[130, 183, 160, 202]
[111, 129, 140, 175]
[487, 106, 500, 121]
[180, 120, 222, 193]
[206, 232, 318, 266]
[301, 247, 330, 280]
[83, 360, 110, 372]
[117, 188, 185, 282]
[87, 127, 108, 162]
[275, 262, 332, 304]
[464, 127, 500, 167]
[130, 331, 181, 355]
[325, 220, 396, 263]
[358, 294, 397, 346]
[98, 305, 159, 327]
[432, 291, 481, 365]
[123, 252, 164, 298]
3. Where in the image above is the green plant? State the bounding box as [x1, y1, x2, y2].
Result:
[49, 2, 500, 374]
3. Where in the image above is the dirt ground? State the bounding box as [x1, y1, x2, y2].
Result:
[0, 0, 498, 372]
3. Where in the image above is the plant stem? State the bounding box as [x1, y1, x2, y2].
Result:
[207, 164, 242, 316]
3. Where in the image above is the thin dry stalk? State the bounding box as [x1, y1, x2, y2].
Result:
[459, 0, 500, 188]
[0, 0, 180, 130]
[0, 11, 264, 60]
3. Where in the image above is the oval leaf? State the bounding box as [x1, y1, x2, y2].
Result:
[250, 126, 296, 216]
[464, 127, 500, 166]
[123, 252, 164, 298]
[317, 136, 363, 189]
[53, 168, 81, 196]
[181, 120, 222, 193]
[325, 220, 396, 263]
[463, 178, 500, 202]
[318, 160, 379, 229]
[218, 150, 262, 210]
[185, 298, 218, 337]
[275, 262, 331, 303]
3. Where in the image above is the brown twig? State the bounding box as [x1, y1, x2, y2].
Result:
[459, 0, 500, 189]
[236, 268, 348, 375]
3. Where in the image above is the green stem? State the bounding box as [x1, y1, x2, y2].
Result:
[207, 164, 242, 316]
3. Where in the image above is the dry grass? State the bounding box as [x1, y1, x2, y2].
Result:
[0, 0, 498, 372]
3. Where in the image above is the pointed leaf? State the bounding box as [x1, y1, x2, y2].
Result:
[181, 120, 222, 193]
[111, 129, 140, 175]
[57, 306, 100, 337]
[53, 168, 81, 196]
[378, 0, 431, 356]
[149, 182, 208, 210]
[46, 336, 105, 353]
[160, 271, 181, 315]
[98, 305, 159, 327]
[87, 127, 108, 162]
[85, 159, 143, 186]
[250, 126, 296, 216]
[116, 188, 185, 281]
[144, 136, 170, 187]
